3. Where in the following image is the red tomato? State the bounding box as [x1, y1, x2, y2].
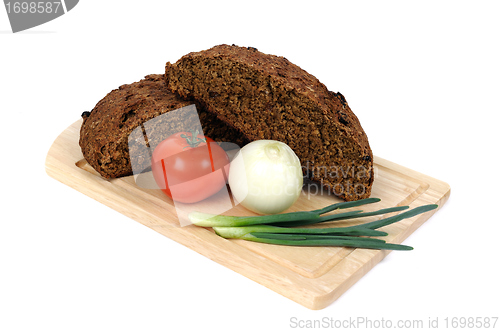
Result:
[151, 131, 230, 203]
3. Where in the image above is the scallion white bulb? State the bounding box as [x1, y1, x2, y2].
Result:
[228, 140, 303, 215]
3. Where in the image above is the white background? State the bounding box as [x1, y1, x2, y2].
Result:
[1, 1, 499, 331]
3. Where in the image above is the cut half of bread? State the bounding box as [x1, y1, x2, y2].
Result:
[165, 44, 374, 201]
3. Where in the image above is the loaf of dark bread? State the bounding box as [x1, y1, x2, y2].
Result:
[165, 44, 374, 201]
[79, 74, 247, 179]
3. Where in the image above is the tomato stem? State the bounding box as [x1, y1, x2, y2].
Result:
[180, 130, 207, 148]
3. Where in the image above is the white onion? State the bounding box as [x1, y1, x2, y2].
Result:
[228, 140, 303, 215]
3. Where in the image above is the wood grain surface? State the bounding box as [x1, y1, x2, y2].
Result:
[45, 119, 450, 309]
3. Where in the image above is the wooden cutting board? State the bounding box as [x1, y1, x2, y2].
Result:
[45, 119, 450, 310]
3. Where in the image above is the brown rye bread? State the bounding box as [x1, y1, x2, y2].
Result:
[164, 44, 374, 201]
[79, 74, 248, 179]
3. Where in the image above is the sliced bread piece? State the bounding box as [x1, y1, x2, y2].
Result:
[164, 44, 374, 201]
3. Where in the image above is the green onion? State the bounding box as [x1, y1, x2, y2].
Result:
[188, 210, 319, 227]
[189, 198, 439, 251]
[274, 205, 410, 227]
[213, 225, 388, 238]
[189, 197, 381, 228]
[351, 204, 438, 230]
[241, 233, 414, 251]
[269, 210, 364, 227]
